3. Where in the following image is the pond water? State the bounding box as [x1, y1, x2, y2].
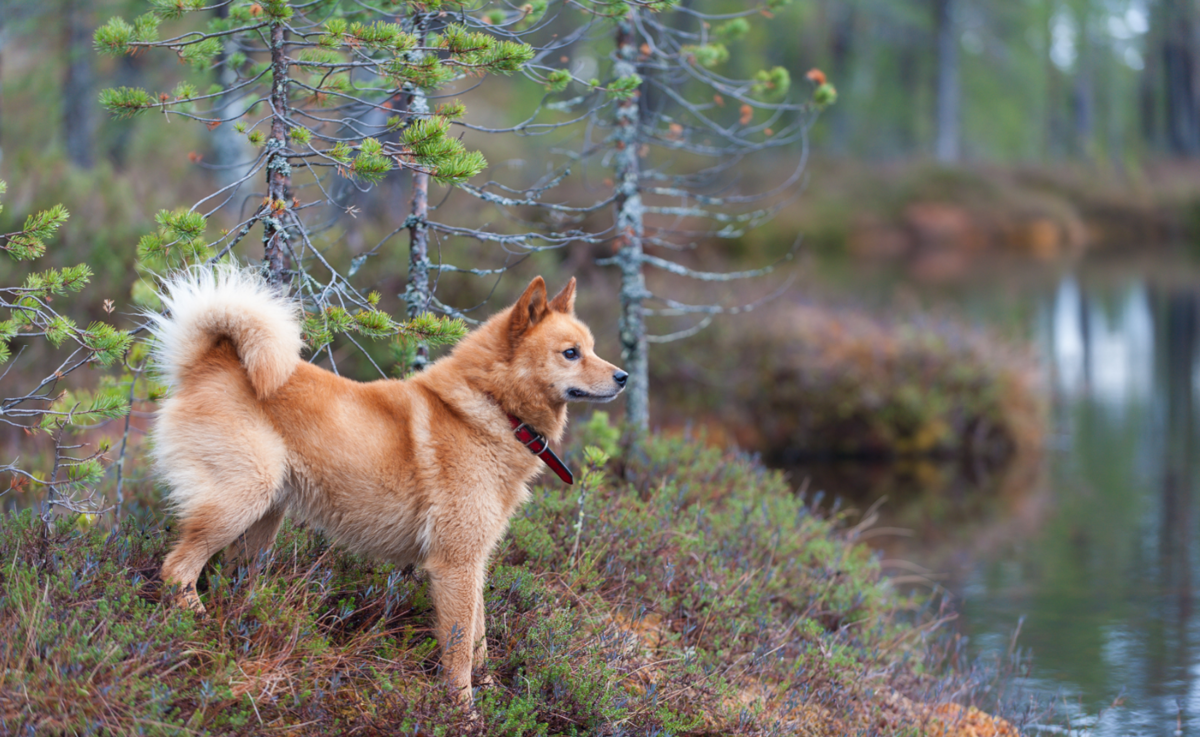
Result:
[792, 264, 1200, 735]
[966, 272, 1200, 735]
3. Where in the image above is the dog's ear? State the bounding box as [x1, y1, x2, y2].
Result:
[548, 277, 576, 314]
[509, 276, 549, 343]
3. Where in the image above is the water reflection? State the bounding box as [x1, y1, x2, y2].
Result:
[1049, 276, 1155, 405]
[956, 273, 1200, 734]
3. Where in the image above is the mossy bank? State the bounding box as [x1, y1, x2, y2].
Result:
[1, 428, 1020, 735]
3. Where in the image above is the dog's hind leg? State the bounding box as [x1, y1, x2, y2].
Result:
[159, 441, 287, 614]
[225, 499, 287, 571]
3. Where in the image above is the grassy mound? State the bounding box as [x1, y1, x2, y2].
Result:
[1, 431, 1008, 735]
[656, 303, 1044, 468]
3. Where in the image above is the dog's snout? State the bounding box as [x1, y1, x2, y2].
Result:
[613, 370, 628, 387]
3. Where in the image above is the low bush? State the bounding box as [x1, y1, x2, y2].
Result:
[655, 303, 1044, 469]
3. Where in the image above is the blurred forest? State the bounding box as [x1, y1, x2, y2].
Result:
[1, 0, 1195, 472]
[4, 0, 1197, 291]
[5, 0, 1191, 168]
[7, 4, 1200, 731]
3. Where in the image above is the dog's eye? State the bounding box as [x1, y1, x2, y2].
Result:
[562, 348, 580, 361]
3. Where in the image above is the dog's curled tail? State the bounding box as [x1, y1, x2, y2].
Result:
[147, 266, 303, 399]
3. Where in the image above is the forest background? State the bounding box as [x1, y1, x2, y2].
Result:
[4, 0, 1189, 473]
[1, 0, 1192, 732]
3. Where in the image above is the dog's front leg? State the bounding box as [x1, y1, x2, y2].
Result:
[427, 564, 478, 702]
[473, 583, 488, 664]
[472, 581, 493, 687]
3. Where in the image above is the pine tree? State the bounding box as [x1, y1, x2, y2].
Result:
[0, 181, 132, 520]
[93, 0, 548, 371]
[89, 0, 828, 459]
[436, 0, 833, 440]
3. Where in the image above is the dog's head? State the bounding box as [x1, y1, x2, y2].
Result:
[506, 276, 627, 404]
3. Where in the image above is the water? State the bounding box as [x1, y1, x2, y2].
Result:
[793, 266, 1200, 734]
[955, 273, 1200, 735]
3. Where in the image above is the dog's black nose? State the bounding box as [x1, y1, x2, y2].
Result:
[613, 370, 628, 387]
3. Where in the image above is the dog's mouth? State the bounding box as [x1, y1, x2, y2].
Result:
[566, 387, 621, 402]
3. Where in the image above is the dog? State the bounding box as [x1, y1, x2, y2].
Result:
[147, 267, 626, 701]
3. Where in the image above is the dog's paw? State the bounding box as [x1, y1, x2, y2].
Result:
[173, 585, 207, 615]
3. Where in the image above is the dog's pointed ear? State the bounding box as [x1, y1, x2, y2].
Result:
[509, 276, 549, 342]
[548, 277, 576, 314]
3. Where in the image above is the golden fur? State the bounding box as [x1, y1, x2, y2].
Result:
[149, 267, 625, 700]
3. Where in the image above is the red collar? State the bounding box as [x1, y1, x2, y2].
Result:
[507, 414, 574, 485]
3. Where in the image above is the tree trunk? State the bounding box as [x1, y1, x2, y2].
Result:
[1072, 11, 1095, 159]
[402, 18, 432, 372]
[827, 5, 855, 155]
[1162, 0, 1200, 155]
[933, 0, 959, 163]
[1141, 2, 1165, 151]
[211, 3, 252, 186]
[1160, 288, 1196, 621]
[613, 13, 649, 437]
[62, 0, 95, 169]
[0, 15, 5, 168]
[404, 169, 431, 371]
[263, 20, 292, 287]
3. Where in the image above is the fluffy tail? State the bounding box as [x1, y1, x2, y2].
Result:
[147, 266, 303, 399]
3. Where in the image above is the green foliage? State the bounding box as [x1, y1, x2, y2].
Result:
[321, 17, 348, 46]
[606, 73, 642, 100]
[545, 69, 571, 93]
[1, 204, 69, 261]
[135, 209, 211, 269]
[516, 0, 548, 29]
[302, 305, 461, 356]
[437, 25, 534, 73]
[148, 0, 205, 20]
[349, 138, 393, 184]
[752, 66, 791, 99]
[297, 47, 342, 65]
[813, 82, 838, 108]
[388, 54, 456, 89]
[0, 178, 131, 509]
[22, 264, 93, 299]
[435, 100, 466, 119]
[263, 0, 294, 20]
[577, 411, 621, 459]
[403, 117, 487, 184]
[681, 43, 729, 68]
[398, 312, 467, 346]
[93, 14, 160, 55]
[97, 87, 154, 119]
[348, 20, 415, 51]
[93, 18, 135, 55]
[170, 81, 198, 101]
[38, 382, 131, 431]
[289, 126, 312, 145]
[714, 17, 749, 42]
[329, 141, 352, 164]
[83, 322, 135, 366]
[180, 38, 222, 69]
